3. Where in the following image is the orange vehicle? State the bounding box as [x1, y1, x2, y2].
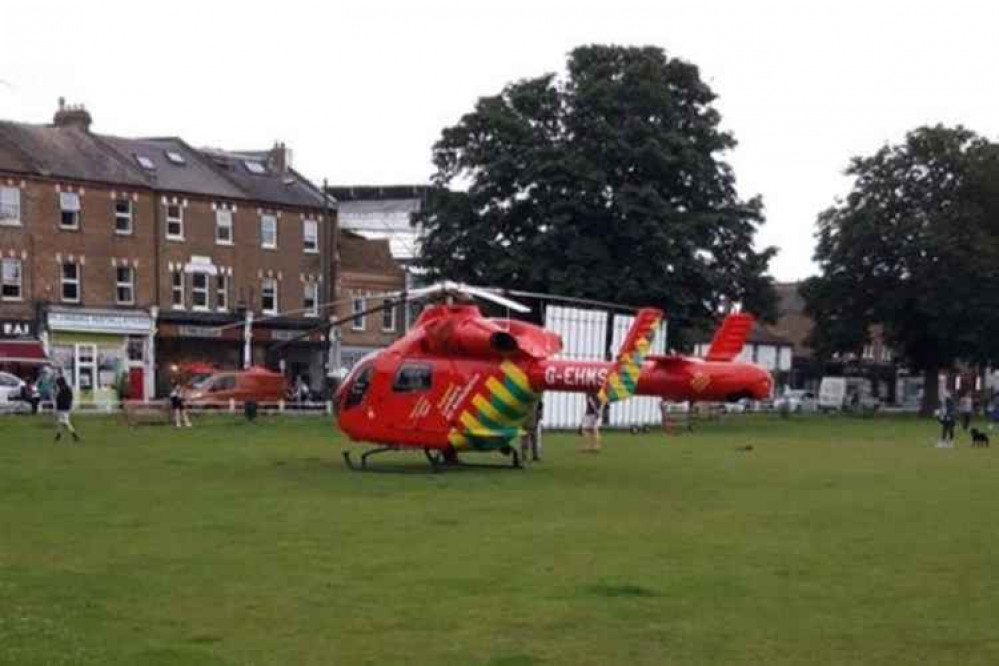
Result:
[183, 366, 288, 404]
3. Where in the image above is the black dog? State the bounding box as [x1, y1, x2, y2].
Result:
[971, 428, 990, 448]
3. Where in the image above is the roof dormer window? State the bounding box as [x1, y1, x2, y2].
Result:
[244, 160, 267, 175]
[165, 151, 186, 165]
[135, 154, 156, 170]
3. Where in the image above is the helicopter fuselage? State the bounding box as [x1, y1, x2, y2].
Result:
[335, 304, 772, 453]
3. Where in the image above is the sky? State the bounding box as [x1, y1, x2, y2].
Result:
[3, 0, 999, 282]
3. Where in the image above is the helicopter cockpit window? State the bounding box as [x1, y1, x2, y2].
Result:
[344, 365, 373, 409]
[392, 363, 433, 393]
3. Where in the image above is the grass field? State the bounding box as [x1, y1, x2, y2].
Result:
[1, 413, 998, 665]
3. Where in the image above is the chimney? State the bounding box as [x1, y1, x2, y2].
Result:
[53, 97, 93, 132]
[268, 141, 292, 174]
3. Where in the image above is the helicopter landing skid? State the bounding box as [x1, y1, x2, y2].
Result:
[423, 446, 523, 471]
[341, 445, 523, 473]
[341, 446, 438, 474]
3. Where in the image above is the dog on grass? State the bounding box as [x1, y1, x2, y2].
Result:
[971, 428, 990, 448]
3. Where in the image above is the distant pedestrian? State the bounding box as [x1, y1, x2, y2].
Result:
[520, 400, 543, 462]
[580, 392, 603, 453]
[54, 376, 80, 443]
[937, 394, 956, 448]
[170, 381, 192, 428]
[959, 393, 974, 431]
[36, 366, 54, 407]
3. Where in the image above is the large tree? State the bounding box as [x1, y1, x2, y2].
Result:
[802, 125, 999, 414]
[416, 45, 776, 340]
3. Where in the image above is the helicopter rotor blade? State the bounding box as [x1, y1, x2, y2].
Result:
[458, 285, 531, 313]
[495, 288, 641, 313]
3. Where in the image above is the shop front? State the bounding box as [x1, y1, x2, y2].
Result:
[255, 324, 327, 396]
[0, 317, 48, 381]
[155, 315, 244, 397]
[45, 307, 156, 404]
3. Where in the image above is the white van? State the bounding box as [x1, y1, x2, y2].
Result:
[819, 376, 875, 412]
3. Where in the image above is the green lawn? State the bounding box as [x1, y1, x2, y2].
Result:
[1, 413, 997, 665]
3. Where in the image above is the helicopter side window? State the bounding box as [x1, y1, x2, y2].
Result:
[392, 363, 433, 393]
[344, 365, 373, 409]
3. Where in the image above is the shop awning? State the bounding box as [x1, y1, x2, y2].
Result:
[0, 340, 49, 365]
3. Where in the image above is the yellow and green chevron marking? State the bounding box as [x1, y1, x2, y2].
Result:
[599, 310, 662, 406]
[448, 361, 538, 451]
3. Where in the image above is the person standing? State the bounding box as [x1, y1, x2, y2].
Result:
[959, 392, 974, 431]
[54, 376, 80, 443]
[581, 392, 603, 453]
[937, 394, 957, 448]
[520, 399, 543, 462]
[170, 381, 192, 428]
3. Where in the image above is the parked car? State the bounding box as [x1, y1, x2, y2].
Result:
[183, 367, 289, 405]
[774, 389, 817, 413]
[0, 371, 26, 404]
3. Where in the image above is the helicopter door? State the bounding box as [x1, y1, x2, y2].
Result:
[389, 362, 435, 433]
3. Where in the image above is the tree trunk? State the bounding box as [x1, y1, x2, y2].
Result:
[920, 366, 940, 417]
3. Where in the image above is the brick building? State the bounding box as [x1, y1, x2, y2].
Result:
[333, 232, 406, 371]
[0, 101, 332, 401]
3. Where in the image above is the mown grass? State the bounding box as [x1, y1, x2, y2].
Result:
[1, 413, 998, 665]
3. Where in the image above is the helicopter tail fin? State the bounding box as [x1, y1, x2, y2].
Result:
[704, 313, 755, 362]
[598, 308, 663, 406]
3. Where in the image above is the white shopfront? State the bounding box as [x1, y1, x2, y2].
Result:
[45, 307, 157, 404]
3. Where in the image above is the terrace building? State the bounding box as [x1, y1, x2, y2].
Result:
[0, 100, 333, 401]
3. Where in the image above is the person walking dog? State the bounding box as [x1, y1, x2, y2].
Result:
[54, 376, 80, 443]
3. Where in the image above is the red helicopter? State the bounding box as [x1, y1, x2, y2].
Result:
[334, 282, 772, 471]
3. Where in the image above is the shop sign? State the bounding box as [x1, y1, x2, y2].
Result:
[49, 310, 154, 335]
[178, 325, 223, 338]
[271, 330, 302, 341]
[0, 319, 35, 339]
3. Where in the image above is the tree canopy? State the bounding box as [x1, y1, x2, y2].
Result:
[802, 125, 999, 412]
[415, 45, 776, 339]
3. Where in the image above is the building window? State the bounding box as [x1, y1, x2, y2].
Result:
[166, 204, 183, 240]
[382, 300, 396, 332]
[261, 278, 278, 315]
[245, 160, 267, 174]
[115, 266, 135, 305]
[216, 274, 229, 311]
[0, 186, 21, 225]
[60, 192, 81, 230]
[1, 258, 22, 300]
[114, 198, 133, 234]
[135, 154, 156, 170]
[352, 297, 366, 331]
[192, 273, 209, 310]
[171, 270, 184, 309]
[216, 208, 233, 245]
[303, 219, 318, 253]
[61, 262, 80, 303]
[260, 214, 277, 249]
[303, 282, 318, 317]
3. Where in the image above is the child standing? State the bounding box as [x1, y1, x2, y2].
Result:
[170, 381, 192, 428]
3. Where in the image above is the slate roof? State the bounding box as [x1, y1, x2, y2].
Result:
[340, 231, 405, 277]
[0, 121, 148, 186]
[200, 148, 326, 208]
[0, 120, 326, 209]
[98, 136, 246, 199]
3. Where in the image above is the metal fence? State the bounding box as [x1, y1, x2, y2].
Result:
[541, 305, 669, 429]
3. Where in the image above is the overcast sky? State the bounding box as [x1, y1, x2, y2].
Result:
[4, 0, 998, 281]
